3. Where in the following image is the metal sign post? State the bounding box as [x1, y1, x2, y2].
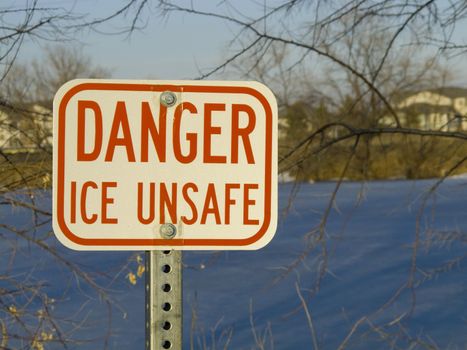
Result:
[146, 250, 182, 350]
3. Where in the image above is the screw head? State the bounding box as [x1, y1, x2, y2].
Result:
[160, 223, 177, 239]
[160, 91, 177, 107]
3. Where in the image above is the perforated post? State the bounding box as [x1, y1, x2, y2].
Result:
[146, 250, 182, 349]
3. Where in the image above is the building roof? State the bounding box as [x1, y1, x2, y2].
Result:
[398, 103, 456, 114]
[393, 86, 467, 103]
[425, 87, 467, 99]
[395, 86, 467, 102]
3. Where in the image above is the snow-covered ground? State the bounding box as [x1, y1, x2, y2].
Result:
[1, 179, 466, 349]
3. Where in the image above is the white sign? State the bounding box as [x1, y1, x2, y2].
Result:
[53, 80, 277, 250]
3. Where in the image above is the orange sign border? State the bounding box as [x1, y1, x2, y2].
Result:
[56, 82, 274, 247]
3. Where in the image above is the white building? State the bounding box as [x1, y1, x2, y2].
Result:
[384, 87, 467, 130]
[0, 104, 52, 152]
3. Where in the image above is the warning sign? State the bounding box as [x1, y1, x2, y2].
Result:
[53, 80, 278, 250]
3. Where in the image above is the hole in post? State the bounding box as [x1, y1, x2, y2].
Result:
[162, 321, 171, 330]
[162, 303, 171, 312]
[162, 340, 172, 349]
[162, 284, 171, 292]
[163, 250, 171, 255]
[162, 264, 171, 273]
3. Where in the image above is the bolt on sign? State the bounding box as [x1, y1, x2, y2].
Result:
[53, 80, 278, 250]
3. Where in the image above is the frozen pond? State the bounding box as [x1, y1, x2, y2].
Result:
[1, 179, 466, 349]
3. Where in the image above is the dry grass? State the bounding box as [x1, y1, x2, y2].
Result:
[280, 135, 467, 181]
[0, 151, 51, 190]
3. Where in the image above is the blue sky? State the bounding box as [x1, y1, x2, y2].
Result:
[18, 1, 244, 79]
[15, 0, 467, 85]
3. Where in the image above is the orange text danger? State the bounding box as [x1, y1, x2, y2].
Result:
[76, 100, 256, 164]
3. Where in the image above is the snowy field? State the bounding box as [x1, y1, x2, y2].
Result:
[1, 179, 466, 349]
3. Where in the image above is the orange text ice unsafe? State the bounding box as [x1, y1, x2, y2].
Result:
[69, 181, 260, 226]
